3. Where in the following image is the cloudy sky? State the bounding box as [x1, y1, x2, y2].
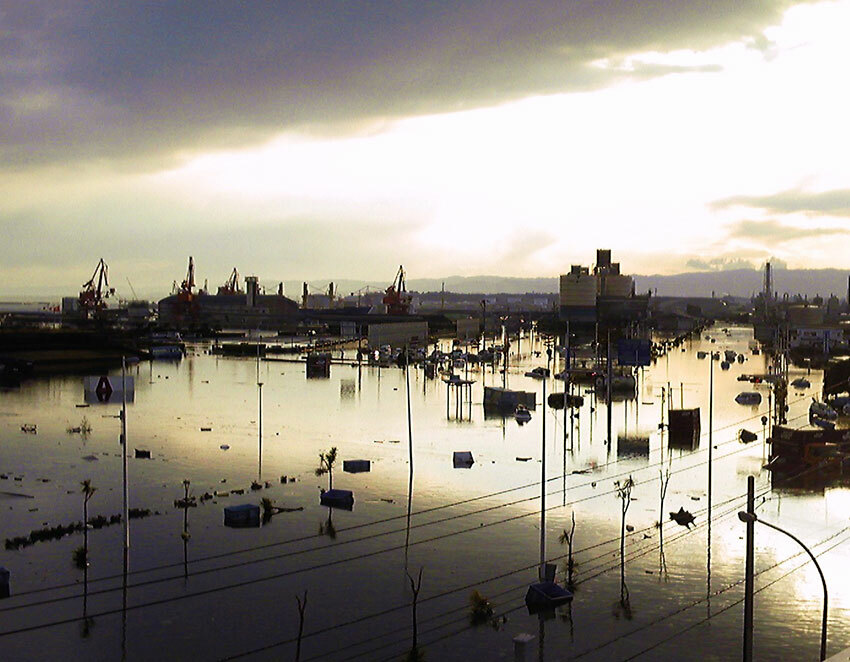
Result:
[2, 0, 849, 297]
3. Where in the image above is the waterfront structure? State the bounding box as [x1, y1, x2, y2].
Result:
[158, 275, 299, 330]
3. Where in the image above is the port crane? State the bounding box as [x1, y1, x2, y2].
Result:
[79, 258, 115, 317]
[383, 265, 412, 315]
[179, 256, 196, 301]
[218, 268, 242, 295]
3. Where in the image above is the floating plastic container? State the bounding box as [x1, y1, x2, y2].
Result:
[0, 567, 9, 599]
[223, 503, 260, 528]
[343, 460, 371, 473]
[453, 451, 474, 468]
[320, 489, 354, 510]
[524, 581, 573, 612]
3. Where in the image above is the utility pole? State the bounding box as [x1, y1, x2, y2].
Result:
[743, 475, 755, 662]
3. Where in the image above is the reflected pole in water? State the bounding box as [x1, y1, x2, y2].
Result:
[606, 329, 612, 456]
[258, 381, 264, 482]
[708, 352, 714, 615]
[121, 357, 129, 554]
[540, 374, 546, 579]
[121, 545, 128, 658]
[405, 348, 414, 559]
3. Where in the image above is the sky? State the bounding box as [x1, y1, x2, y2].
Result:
[2, 0, 850, 298]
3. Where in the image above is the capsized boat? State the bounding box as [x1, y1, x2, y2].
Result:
[735, 392, 762, 405]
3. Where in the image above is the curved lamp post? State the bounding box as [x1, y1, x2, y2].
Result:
[737, 509, 828, 661]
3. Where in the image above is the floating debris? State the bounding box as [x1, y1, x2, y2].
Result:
[453, 451, 474, 468]
[670, 507, 696, 529]
[343, 460, 371, 473]
[224, 503, 260, 528]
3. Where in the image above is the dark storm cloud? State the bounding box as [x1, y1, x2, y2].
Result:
[713, 188, 850, 216]
[0, 0, 812, 168]
[728, 219, 850, 244]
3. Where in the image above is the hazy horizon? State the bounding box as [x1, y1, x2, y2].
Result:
[4, 265, 848, 303]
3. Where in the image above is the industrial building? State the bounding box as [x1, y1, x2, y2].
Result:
[559, 249, 648, 326]
[158, 270, 299, 330]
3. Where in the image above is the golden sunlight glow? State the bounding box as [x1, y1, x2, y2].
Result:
[142, 0, 850, 276]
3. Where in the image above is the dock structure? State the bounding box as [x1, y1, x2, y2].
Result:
[444, 375, 474, 420]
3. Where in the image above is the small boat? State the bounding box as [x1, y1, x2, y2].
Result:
[739, 429, 758, 443]
[810, 399, 838, 421]
[790, 378, 811, 389]
[810, 416, 836, 430]
[514, 405, 532, 423]
[720, 361, 731, 370]
[752, 348, 760, 355]
[725, 350, 737, 361]
[735, 392, 762, 405]
[737, 354, 745, 364]
[697, 351, 708, 359]
[524, 367, 550, 379]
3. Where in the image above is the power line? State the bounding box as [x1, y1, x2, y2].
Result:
[7, 371, 797, 604]
[619, 531, 850, 661]
[0, 434, 761, 618]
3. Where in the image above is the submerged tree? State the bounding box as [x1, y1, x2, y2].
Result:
[658, 459, 672, 581]
[315, 446, 338, 491]
[614, 476, 635, 617]
[318, 509, 337, 539]
[78, 479, 97, 568]
[558, 511, 577, 590]
[468, 590, 494, 625]
[404, 567, 425, 662]
[295, 590, 308, 662]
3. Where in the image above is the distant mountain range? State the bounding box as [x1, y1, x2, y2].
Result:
[289, 268, 850, 300]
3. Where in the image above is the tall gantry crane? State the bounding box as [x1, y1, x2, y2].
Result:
[383, 265, 412, 315]
[178, 256, 196, 302]
[79, 258, 115, 317]
[218, 267, 242, 295]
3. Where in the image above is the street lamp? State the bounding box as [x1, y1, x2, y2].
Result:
[737, 509, 828, 661]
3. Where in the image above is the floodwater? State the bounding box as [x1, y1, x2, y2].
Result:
[1, 325, 848, 661]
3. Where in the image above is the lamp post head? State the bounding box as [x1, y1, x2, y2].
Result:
[738, 511, 758, 524]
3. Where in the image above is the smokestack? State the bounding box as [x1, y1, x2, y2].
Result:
[302, 282, 308, 308]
